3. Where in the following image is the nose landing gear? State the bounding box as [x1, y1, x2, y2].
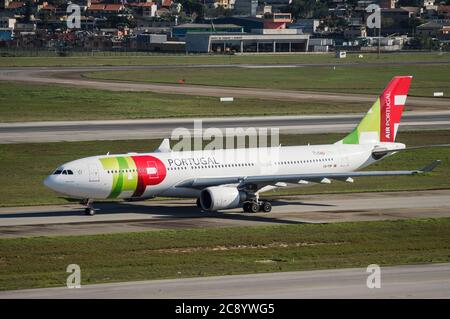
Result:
[82, 199, 95, 216]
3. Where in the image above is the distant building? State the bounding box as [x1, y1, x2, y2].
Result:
[0, 28, 13, 41]
[137, 33, 167, 45]
[259, 0, 292, 11]
[379, 0, 397, 9]
[289, 19, 320, 34]
[214, 0, 234, 9]
[38, 2, 57, 15]
[357, 0, 375, 7]
[4, 1, 26, 14]
[185, 30, 309, 53]
[422, 0, 435, 7]
[437, 5, 450, 19]
[344, 25, 367, 39]
[400, 6, 422, 16]
[172, 23, 244, 39]
[0, 17, 16, 29]
[1, 0, 10, 9]
[15, 22, 37, 33]
[360, 35, 407, 51]
[87, 3, 125, 16]
[381, 8, 413, 19]
[308, 38, 334, 52]
[417, 20, 450, 37]
[128, 2, 158, 17]
[262, 0, 291, 4]
[212, 16, 264, 33]
[161, 0, 173, 8]
[263, 13, 292, 30]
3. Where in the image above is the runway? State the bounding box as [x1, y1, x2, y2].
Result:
[1, 112, 449, 143]
[1, 263, 449, 298]
[1, 190, 449, 238]
[0, 66, 449, 108]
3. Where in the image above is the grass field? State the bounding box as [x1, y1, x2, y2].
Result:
[0, 52, 449, 67]
[85, 64, 450, 98]
[0, 130, 448, 207]
[0, 82, 368, 122]
[0, 218, 449, 290]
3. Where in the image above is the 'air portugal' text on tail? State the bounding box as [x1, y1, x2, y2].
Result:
[337, 76, 412, 145]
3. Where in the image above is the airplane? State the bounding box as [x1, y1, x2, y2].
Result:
[44, 76, 442, 216]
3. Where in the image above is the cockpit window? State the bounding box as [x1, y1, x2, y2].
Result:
[53, 169, 73, 175]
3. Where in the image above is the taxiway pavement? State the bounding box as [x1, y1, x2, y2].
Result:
[1, 263, 449, 298]
[1, 112, 449, 143]
[1, 189, 449, 238]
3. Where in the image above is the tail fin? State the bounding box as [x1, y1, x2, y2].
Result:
[337, 76, 412, 145]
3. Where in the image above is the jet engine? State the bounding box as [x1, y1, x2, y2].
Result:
[199, 186, 247, 211]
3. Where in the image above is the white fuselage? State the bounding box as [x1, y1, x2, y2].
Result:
[44, 143, 396, 201]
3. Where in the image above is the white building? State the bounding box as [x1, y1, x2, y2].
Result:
[0, 17, 16, 29]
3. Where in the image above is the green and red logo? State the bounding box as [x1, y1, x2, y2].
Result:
[99, 155, 166, 198]
[341, 76, 412, 145]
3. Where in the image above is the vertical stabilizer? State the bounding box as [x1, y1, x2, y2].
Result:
[337, 76, 412, 144]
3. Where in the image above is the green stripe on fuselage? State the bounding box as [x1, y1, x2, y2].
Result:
[99, 156, 137, 199]
[119, 157, 138, 194]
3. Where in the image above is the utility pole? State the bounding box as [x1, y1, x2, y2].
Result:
[378, 24, 381, 59]
[377, 6, 381, 59]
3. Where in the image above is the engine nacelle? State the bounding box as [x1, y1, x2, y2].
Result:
[199, 186, 247, 211]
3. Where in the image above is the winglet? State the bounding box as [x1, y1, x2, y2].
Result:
[419, 160, 441, 173]
[154, 138, 171, 153]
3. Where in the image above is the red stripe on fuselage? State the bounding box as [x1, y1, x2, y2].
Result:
[130, 155, 167, 197]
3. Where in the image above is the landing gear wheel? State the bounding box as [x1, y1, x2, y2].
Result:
[243, 202, 251, 213]
[249, 202, 260, 213]
[261, 201, 272, 213]
[84, 208, 95, 216]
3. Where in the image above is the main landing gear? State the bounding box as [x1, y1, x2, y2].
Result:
[82, 198, 95, 216]
[242, 200, 272, 213]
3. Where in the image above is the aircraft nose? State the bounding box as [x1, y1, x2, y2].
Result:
[43, 175, 58, 191]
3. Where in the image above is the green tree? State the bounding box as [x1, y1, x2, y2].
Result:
[410, 35, 441, 50]
[178, 0, 204, 18]
[24, 0, 34, 22]
[106, 15, 136, 29]
[205, 6, 233, 18]
[313, 1, 329, 19]
[398, 0, 421, 6]
[287, 0, 330, 19]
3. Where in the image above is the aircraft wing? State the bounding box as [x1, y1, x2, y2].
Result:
[175, 160, 441, 190]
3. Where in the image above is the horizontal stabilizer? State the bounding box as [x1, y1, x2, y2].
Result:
[419, 160, 441, 173]
[372, 144, 450, 157]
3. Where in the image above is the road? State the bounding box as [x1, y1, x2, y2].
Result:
[1, 112, 449, 143]
[1, 263, 449, 298]
[1, 190, 449, 238]
[0, 66, 449, 108]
